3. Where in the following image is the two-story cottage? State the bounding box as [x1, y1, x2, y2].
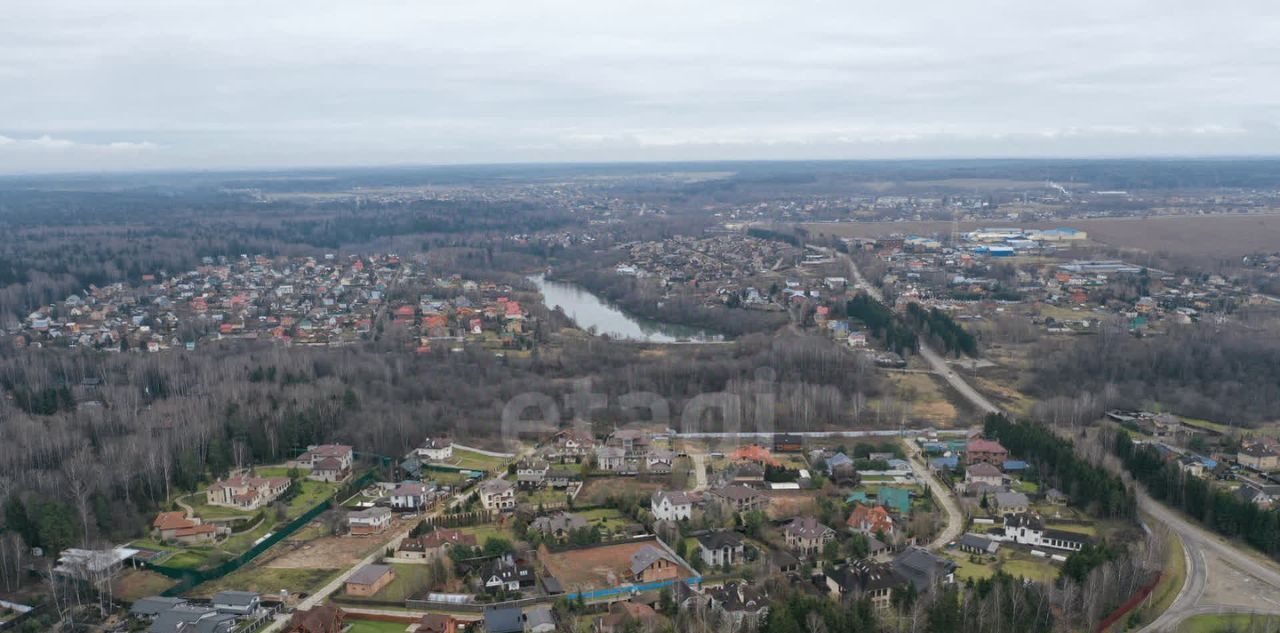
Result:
[478, 479, 516, 512]
[697, 530, 745, 568]
[650, 490, 693, 521]
[784, 517, 835, 557]
[416, 438, 454, 462]
[205, 474, 291, 510]
[347, 507, 392, 536]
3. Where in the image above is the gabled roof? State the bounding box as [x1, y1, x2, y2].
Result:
[630, 544, 677, 575]
[483, 607, 524, 633]
[652, 490, 692, 507]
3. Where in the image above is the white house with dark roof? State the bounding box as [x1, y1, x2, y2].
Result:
[651, 490, 693, 521]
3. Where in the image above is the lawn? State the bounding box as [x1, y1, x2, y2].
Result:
[442, 448, 511, 473]
[370, 563, 438, 602]
[519, 487, 573, 508]
[1178, 614, 1280, 633]
[1000, 557, 1058, 583]
[460, 524, 519, 546]
[347, 621, 412, 633]
[947, 553, 997, 582]
[187, 565, 340, 598]
[576, 508, 640, 535]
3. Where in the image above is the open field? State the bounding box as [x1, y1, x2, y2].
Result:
[801, 212, 1280, 258]
[434, 448, 511, 472]
[875, 372, 959, 426]
[539, 540, 693, 593]
[262, 522, 403, 570]
[186, 565, 340, 598]
[114, 569, 178, 601]
[578, 478, 665, 505]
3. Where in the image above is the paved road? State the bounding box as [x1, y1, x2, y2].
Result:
[690, 453, 709, 491]
[835, 247, 1280, 630]
[902, 438, 964, 549]
[836, 249, 1001, 416]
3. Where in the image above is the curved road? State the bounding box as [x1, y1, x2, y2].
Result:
[839, 248, 1280, 631]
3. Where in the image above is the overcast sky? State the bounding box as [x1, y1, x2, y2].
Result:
[3, 0, 1280, 172]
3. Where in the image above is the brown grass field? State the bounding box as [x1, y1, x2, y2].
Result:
[799, 212, 1280, 258]
[539, 540, 692, 592]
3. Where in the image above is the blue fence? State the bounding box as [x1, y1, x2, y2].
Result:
[564, 576, 702, 602]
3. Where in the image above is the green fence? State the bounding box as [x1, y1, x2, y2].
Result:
[148, 469, 379, 597]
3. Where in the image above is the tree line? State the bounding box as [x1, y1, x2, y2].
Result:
[1113, 430, 1280, 560]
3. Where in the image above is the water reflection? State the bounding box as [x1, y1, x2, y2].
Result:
[529, 274, 723, 343]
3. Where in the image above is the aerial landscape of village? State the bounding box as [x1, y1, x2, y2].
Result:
[3, 158, 1280, 633]
[6, 1, 1280, 633]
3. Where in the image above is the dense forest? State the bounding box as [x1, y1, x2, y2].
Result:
[0, 332, 882, 574]
[1025, 321, 1280, 425]
[904, 303, 978, 357]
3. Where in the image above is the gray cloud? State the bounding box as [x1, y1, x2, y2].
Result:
[2, 0, 1279, 172]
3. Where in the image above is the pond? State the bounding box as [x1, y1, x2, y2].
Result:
[528, 274, 723, 343]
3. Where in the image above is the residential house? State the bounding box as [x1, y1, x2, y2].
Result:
[390, 482, 430, 511]
[546, 430, 596, 463]
[295, 444, 354, 482]
[395, 528, 477, 560]
[284, 605, 345, 633]
[524, 606, 557, 633]
[483, 555, 535, 592]
[129, 597, 187, 620]
[516, 459, 549, 490]
[483, 607, 525, 633]
[965, 439, 1009, 466]
[211, 591, 260, 616]
[892, 548, 957, 593]
[630, 544, 681, 583]
[344, 564, 394, 597]
[1238, 444, 1280, 471]
[774, 434, 804, 453]
[608, 429, 650, 458]
[825, 560, 904, 609]
[205, 474, 291, 511]
[478, 479, 516, 512]
[784, 517, 835, 557]
[986, 512, 1088, 552]
[707, 485, 768, 514]
[847, 504, 895, 538]
[964, 463, 1003, 489]
[697, 530, 745, 568]
[546, 467, 578, 489]
[993, 491, 1030, 514]
[651, 490, 694, 522]
[958, 533, 1000, 556]
[418, 614, 457, 633]
[596, 601, 661, 633]
[347, 507, 392, 536]
[706, 581, 770, 628]
[145, 605, 237, 633]
[529, 512, 588, 540]
[417, 438, 454, 462]
[594, 446, 627, 472]
[151, 512, 218, 545]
